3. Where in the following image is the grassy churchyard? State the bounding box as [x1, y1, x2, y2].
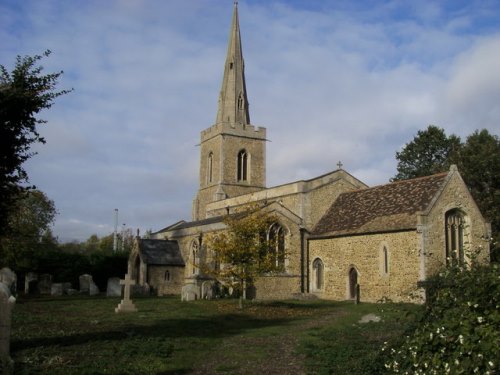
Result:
[11, 296, 420, 374]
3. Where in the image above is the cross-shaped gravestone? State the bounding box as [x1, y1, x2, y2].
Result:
[115, 265, 137, 313]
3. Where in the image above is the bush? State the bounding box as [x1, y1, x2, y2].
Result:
[381, 264, 499, 374]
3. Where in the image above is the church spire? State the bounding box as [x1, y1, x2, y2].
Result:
[216, 1, 250, 125]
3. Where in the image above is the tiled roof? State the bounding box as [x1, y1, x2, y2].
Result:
[312, 172, 448, 237]
[139, 239, 185, 266]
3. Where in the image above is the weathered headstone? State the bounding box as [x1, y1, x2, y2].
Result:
[0, 268, 16, 295]
[89, 282, 100, 296]
[79, 274, 92, 293]
[38, 274, 52, 295]
[181, 284, 200, 301]
[106, 277, 122, 297]
[115, 265, 138, 313]
[24, 272, 38, 294]
[50, 283, 63, 296]
[0, 282, 15, 374]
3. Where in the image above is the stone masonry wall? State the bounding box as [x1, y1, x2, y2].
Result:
[309, 231, 420, 303]
[422, 171, 490, 277]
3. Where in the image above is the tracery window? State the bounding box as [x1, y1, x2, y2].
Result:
[445, 209, 466, 265]
[237, 149, 248, 181]
[268, 223, 285, 270]
[312, 258, 324, 291]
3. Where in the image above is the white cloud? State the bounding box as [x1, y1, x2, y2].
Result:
[2, 0, 499, 241]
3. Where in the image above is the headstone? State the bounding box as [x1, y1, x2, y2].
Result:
[181, 284, 200, 301]
[24, 272, 38, 294]
[50, 283, 63, 296]
[115, 265, 138, 313]
[106, 277, 122, 297]
[38, 274, 52, 295]
[0, 268, 16, 295]
[89, 282, 100, 296]
[0, 282, 16, 374]
[79, 274, 92, 293]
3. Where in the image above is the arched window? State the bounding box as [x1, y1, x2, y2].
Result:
[445, 209, 466, 265]
[237, 149, 248, 181]
[312, 258, 324, 291]
[269, 223, 285, 270]
[207, 152, 213, 184]
[164, 270, 170, 281]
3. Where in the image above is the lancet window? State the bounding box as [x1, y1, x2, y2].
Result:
[237, 149, 248, 181]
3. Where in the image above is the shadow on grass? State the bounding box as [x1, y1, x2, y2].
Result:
[11, 313, 292, 352]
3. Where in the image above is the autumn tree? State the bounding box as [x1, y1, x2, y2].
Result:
[203, 205, 283, 308]
[0, 50, 70, 237]
[393, 125, 461, 181]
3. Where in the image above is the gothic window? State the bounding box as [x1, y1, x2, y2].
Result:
[445, 209, 466, 265]
[312, 258, 324, 291]
[237, 149, 248, 181]
[269, 223, 285, 270]
[207, 152, 213, 183]
[164, 270, 170, 281]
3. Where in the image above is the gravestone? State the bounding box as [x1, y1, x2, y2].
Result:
[24, 272, 38, 294]
[0, 268, 16, 295]
[79, 274, 92, 293]
[0, 282, 15, 374]
[38, 274, 52, 294]
[106, 277, 122, 297]
[115, 265, 138, 313]
[181, 284, 200, 301]
[50, 283, 63, 296]
[89, 282, 100, 296]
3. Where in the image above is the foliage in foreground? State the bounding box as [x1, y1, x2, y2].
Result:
[382, 264, 499, 374]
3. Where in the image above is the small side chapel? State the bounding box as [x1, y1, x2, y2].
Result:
[131, 2, 490, 302]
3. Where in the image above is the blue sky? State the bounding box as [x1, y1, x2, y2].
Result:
[1, 0, 499, 242]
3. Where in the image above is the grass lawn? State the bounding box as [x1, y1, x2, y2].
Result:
[10, 295, 420, 374]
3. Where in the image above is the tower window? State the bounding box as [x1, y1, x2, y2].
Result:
[237, 149, 248, 181]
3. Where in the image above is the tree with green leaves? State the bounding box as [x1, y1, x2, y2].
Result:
[393, 125, 461, 181]
[203, 205, 282, 308]
[0, 50, 70, 237]
[0, 190, 58, 271]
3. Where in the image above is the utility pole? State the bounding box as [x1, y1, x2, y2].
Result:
[113, 209, 118, 252]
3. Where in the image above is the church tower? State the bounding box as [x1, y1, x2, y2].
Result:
[193, 2, 266, 221]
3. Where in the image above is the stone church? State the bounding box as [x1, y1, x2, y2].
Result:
[129, 3, 490, 302]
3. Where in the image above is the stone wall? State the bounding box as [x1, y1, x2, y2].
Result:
[421, 170, 490, 277]
[309, 231, 421, 303]
[148, 266, 185, 296]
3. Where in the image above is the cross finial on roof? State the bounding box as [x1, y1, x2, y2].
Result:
[337, 161, 343, 170]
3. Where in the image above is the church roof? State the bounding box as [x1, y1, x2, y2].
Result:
[138, 239, 184, 266]
[311, 172, 449, 237]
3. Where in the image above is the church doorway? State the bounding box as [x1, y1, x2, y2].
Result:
[348, 267, 358, 299]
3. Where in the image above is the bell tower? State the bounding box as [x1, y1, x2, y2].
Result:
[193, 1, 266, 221]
